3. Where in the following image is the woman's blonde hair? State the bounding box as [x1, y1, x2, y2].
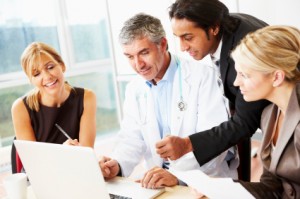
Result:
[232, 25, 300, 82]
[21, 42, 71, 111]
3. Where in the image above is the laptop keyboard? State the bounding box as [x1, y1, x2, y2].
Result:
[109, 193, 132, 199]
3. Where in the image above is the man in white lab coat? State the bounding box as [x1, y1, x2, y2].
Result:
[99, 13, 238, 189]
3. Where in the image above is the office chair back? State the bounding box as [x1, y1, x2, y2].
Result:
[11, 138, 23, 173]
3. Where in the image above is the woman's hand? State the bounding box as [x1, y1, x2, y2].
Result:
[63, 139, 80, 146]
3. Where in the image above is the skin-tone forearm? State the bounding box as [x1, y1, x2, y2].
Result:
[79, 89, 97, 148]
[155, 136, 193, 160]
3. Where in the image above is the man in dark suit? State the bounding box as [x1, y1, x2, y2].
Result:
[156, 0, 270, 181]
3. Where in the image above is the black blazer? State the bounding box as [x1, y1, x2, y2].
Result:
[189, 13, 270, 165]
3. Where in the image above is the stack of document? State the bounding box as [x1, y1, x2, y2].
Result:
[169, 168, 255, 199]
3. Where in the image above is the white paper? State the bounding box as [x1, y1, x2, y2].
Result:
[169, 168, 255, 199]
[106, 178, 165, 199]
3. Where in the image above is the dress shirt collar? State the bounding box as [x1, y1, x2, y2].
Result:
[211, 38, 223, 62]
[145, 53, 177, 88]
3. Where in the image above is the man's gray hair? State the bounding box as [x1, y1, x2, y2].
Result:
[119, 13, 166, 45]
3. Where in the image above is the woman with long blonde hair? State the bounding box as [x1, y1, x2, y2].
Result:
[12, 42, 96, 148]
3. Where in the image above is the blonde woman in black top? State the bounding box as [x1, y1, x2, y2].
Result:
[11, 42, 96, 147]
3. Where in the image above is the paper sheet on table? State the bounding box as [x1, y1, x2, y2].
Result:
[169, 168, 255, 199]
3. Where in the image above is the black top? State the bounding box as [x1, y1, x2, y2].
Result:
[190, 13, 270, 165]
[23, 87, 84, 144]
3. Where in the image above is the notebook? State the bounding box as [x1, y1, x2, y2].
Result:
[14, 140, 165, 199]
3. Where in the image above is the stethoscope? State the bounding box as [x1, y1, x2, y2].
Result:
[175, 56, 187, 112]
[137, 55, 187, 126]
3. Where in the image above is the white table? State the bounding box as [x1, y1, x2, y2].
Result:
[25, 178, 198, 199]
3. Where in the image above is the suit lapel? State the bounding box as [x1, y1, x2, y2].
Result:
[220, 34, 234, 82]
[146, 88, 160, 137]
[269, 86, 300, 171]
[260, 104, 277, 168]
[143, 88, 163, 166]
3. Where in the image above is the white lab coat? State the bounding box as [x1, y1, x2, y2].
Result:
[112, 54, 238, 179]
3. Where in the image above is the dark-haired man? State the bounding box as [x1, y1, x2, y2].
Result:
[156, 0, 270, 181]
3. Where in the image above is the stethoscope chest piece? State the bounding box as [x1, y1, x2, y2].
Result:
[178, 100, 187, 111]
[175, 56, 187, 112]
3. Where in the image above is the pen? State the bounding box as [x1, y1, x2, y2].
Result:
[55, 123, 72, 140]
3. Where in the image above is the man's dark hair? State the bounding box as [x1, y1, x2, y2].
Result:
[169, 0, 239, 39]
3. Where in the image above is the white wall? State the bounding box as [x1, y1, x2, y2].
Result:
[237, 0, 300, 28]
[107, 0, 300, 76]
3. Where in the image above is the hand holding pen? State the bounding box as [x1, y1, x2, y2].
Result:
[55, 123, 80, 146]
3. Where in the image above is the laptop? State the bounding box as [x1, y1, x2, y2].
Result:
[14, 140, 165, 199]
